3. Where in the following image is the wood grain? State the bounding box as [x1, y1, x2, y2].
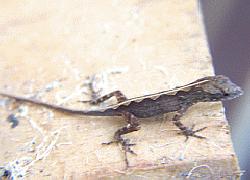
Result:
[0, 0, 240, 179]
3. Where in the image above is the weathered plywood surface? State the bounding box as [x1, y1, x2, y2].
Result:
[0, 0, 240, 179]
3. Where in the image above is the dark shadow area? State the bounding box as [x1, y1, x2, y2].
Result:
[201, 0, 250, 179]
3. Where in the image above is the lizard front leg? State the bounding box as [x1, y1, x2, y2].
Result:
[103, 111, 140, 168]
[172, 106, 207, 141]
[80, 90, 127, 104]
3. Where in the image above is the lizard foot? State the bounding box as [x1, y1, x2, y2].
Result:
[178, 125, 207, 142]
[121, 139, 137, 168]
[102, 139, 136, 155]
[121, 139, 137, 155]
[102, 138, 136, 168]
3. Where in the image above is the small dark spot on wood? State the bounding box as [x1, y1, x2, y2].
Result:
[7, 114, 19, 128]
[131, 38, 136, 43]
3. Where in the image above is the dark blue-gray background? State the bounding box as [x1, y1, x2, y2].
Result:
[201, 1, 250, 179]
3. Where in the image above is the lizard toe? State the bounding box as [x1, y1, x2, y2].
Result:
[180, 127, 207, 141]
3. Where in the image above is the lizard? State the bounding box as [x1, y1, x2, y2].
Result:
[0, 75, 243, 167]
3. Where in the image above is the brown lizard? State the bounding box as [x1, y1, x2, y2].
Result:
[0, 75, 243, 167]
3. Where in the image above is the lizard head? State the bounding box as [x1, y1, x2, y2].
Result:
[198, 75, 243, 101]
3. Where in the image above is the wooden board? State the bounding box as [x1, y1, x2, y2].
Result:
[0, 0, 241, 179]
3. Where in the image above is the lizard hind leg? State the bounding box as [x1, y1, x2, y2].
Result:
[103, 112, 140, 168]
[80, 90, 128, 105]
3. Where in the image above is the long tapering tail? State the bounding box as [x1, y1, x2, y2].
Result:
[0, 92, 118, 116]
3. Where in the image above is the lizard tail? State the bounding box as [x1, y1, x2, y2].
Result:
[0, 92, 117, 116]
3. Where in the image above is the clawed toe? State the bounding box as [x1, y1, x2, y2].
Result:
[102, 138, 136, 168]
[194, 127, 207, 133]
[178, 126, 207, 141]
[125, 148, 137, 155]
[102, 139, 137, 155]
[102, 141, 116, 145]
[121, 139, 137, 155]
